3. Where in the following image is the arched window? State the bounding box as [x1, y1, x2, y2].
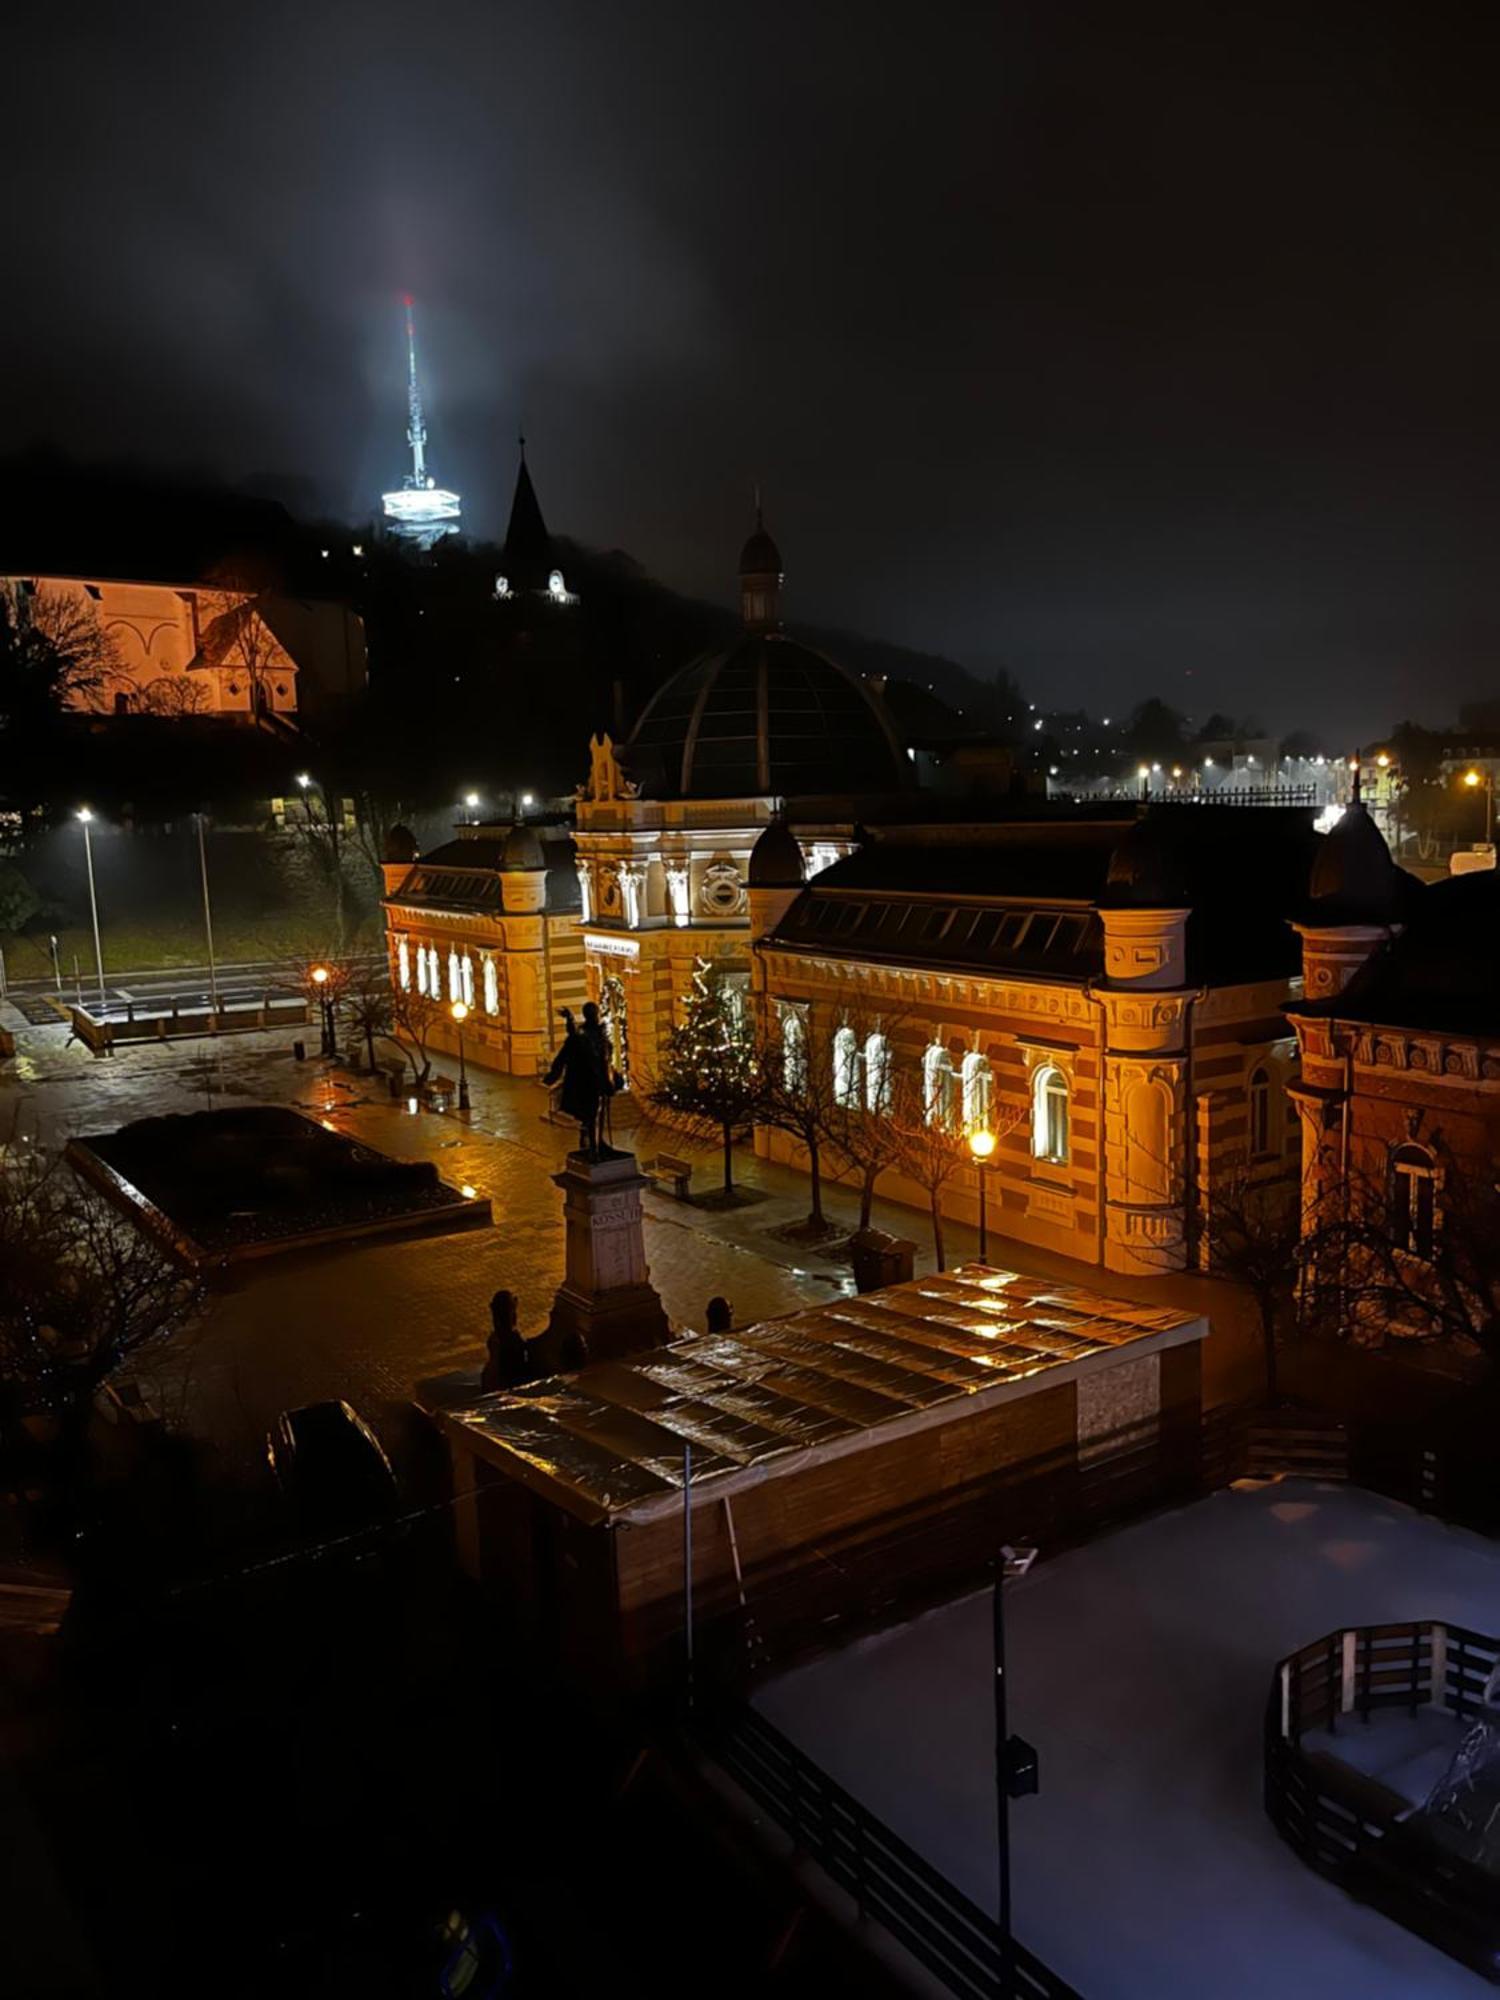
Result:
[864, 1033, 891, 1114]
[833, 1026, 861, 1108]
[780, 1007, 806, 1094]
[415, 944, 428, 996]
[1032, 1064, 1070, 1165]
[1391, 1144, 1437, 1259]
[461, 955, 475, 1009]
[397, 938, 410, 991]
[1249, 1066, 1272, 1158]
[426, 947, 440, 997]
[483, 957, 500, 1016]
[961, 1050, 994, 1134]
[924, 1043, 957, 1129]
[448, 949, 462, 1002]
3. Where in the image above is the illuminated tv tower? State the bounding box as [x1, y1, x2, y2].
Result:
[381, 295, 462, 549]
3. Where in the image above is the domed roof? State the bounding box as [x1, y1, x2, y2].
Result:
[384, 823, 419, 865]
[626, 633, 909, 800]
[1307, 802, 1403, 924]
[501, 823, 546, 870]
[748, 819, 807, 888]
[740, 523, 782, 575]
[1103, 814, 1192, 907]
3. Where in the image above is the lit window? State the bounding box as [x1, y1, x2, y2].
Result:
[923, 1043, 956, 1129]
[426, 947, 440, 995]
[548, 569, 567, 600]
[780, 1007, 806, 1094]
[397, 938, 410, 991]
[1391, 1145, 1437, 1259]
[415, 946, 428, 996]
[448, 950, 462, 1002]
[1032, 1065, 1070, 1164]
[461, 955, 475, 1008]
[833, 1026, 861, 1108]
[1249, 1066, 1272, 1159]
[961, 1050, 993, 1134]
[483, 957, 499, 1016]
[864, 1032, 891, 1114]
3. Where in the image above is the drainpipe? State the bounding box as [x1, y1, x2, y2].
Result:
[1182, 986, 1207, 1270]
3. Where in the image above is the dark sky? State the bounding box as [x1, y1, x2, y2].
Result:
[5, 1, 1498, 738]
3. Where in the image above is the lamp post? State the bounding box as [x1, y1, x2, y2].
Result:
[310, 964, 335, 1057]
[76, 808, 106, 1016]
[1464, 769, 1495, 845]
[464, 791, 480, 824]
[993, 1541, 1040, 2000]
[969, 1126, 996, 1262]
[450, 999, 471, 1113]
[195, 811, 220, 1015]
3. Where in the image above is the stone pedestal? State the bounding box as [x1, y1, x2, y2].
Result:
[544, 1149, 670, 1364]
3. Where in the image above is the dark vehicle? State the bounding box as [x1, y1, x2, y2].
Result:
[267, 1400, 399, 1541]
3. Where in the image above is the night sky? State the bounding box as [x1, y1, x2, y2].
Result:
[5, 2, 1498, 737]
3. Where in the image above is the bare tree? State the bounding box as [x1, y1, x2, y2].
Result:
[1, 580, 121, 733]
[756, 1001, 847, 1233]
[0, 1142, 202, 1437]
[1193, 1160, 1307, 1403]
[382, 985, 442, 1087]
[196, 565, 289, 722]
[885, 1070, 972, 1270]
[343, 960, 395, 1074]
[141, 673, 211, 718]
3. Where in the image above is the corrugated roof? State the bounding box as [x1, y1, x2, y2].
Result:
[440, 1266, 1205, 1525]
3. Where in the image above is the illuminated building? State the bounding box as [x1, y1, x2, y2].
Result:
[380, 296, 462, 550]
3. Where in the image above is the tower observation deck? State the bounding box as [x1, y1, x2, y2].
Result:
[381, 296, 462, 550]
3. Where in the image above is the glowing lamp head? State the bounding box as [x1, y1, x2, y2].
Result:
[1376, 752, 1390, 768]
[296, 772, 312, 789]
[465, 791, 480, 808]
[76, 806, 93, 823]
[1137, 764, 1150, 780]
[969, 1128, 997, 1163]
[1465, 769, 1482, 789]
[310, 965, 329, 986]
[450, 1000, 469, 1025]
[520, 791, 535, 810]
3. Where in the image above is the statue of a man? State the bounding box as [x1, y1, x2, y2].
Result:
[545, 1005, 616, 1156]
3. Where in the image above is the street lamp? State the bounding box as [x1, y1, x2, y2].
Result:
[969, 1127, 996, 1262]
[994, 1541, 1041, 1999]
[450, 999, 471, 1113]
[310, 963, 335, 1057]
[76, 808, 107, 1016]
[464, 791, 480, 823]
[1464, 768, 1495, 844]
[195, 811, 220, 1015]
[519, 791, 536, 812]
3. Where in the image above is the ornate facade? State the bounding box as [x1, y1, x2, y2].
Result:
[381, 822, 586, 1078]
[1287, 803, 1500, 1289]
[752, 808, 1314, 1275]
[572, 514, 905, 1089]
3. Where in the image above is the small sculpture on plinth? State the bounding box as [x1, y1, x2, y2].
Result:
[544, 1001, 618, 1158]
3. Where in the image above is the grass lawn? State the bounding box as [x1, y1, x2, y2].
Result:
[4, 914, 383, 978]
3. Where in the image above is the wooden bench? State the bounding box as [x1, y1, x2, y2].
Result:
[644, 1153, 693, 1199]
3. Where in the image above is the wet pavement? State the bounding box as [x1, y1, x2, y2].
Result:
[0, 1004, 1267, 1473]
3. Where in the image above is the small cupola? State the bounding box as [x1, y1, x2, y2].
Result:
[739, 501, 784, 634]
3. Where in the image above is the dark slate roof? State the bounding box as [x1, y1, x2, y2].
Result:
[625, 633, 910, 800]
[1294, 869, 1500, 1036]
[1303, 801, 1414, 925]
[748, 818, 806, 888]
[386, 829, 580, 916]
[502, 455, 553, 592]
[764, 806, 1319, 988]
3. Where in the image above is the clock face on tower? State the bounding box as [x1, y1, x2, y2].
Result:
[700, 862, 744, 917]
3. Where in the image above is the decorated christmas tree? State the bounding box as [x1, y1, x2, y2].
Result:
[647, 959, 763, 1194]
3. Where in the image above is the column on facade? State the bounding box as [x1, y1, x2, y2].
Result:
[1097, 905, 1192, 1275]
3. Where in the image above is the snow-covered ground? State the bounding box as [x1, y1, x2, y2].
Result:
[756, 1481, 1500, 1998]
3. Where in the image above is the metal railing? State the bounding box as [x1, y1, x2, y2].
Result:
[706, 1700, 1079, 2000]
[1266, 1620, 1500, 1983]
